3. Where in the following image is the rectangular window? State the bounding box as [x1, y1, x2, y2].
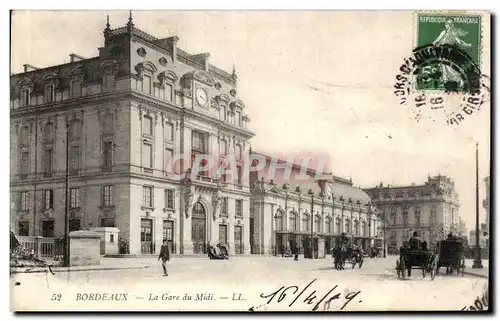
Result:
[103, 141, 113, 169]
[45, 85, 54, 103]
[220, 140, 227, 156]
[236, 199, 243, 217]
[18, 221, 29, 236]
[164, 148, 173, 173]
[20, 191, 29, 211]
[43, 190, 53, 210]
[70, 188, 80, 209]
[41, 220, 54, 237]
[165, 189, 175, 210]
[163, 220, 174, 242]
[165, 83, 173, 101]
[165, 123, 174, 141]
[143, 75, 152, 95]
[235, 144, 242, 160]
[69, 146, 80, 173]
[221, 197, 228, 215]
[142, 143, 152, 169]
[219, 224, 228, 245]
[236, 111, 241, 126]
[21, 89, 30, 106]
[20, 151, 29, 175]
[43, 148, 53, 175]
[142, 116, 153, 136]
[191, 131, 207, 153]
[236, 165, 242, 185]
[71, 80, 81, 98]
[103, 185, 113, 207]
[143, 186, 153, 208]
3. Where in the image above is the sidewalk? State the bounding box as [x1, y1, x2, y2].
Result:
[10, 257, 152, 274]
[462, 259, 489, 278]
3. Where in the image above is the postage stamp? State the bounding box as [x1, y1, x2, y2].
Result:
[393, 11, 489, 126]
[416, 13, 482, 92]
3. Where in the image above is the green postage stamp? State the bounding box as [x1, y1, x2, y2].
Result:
[415, 13, 482, 92]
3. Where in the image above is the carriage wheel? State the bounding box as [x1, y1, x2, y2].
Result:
[396, 260, 401, 279]
[430, 256, 437, 281]
[400, 257, 407, 280]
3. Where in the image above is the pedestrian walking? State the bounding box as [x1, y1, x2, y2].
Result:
[158, 239, 170, 276]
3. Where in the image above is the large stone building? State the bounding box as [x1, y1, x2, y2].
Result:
[250, 152, 382, 255]
[363, 175, 460, 252]
[10, 14, 254, 255]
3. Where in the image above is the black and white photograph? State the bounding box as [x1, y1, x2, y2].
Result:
[8, 9, 491, 312]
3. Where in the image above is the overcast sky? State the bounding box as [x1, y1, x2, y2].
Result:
[10, 10, 491, 231]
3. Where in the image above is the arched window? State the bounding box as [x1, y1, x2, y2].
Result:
[362, 221, 367, 236]
[430, 205, 437, 224]
[390, 207, 397, 225]
[275, 210, 285, 231]
[302, 214, 310, 232]
[354, 220, 359, 236]
[325, 217, 332, 234]
[314, 215, 321, 233]
[344, 219, 350, 234]
[289, 212, 298, 231]
[335, 217, 341, 234]
[402, 206, 409, 226]
[415, 206, 421, 225]
[192, 202, 206, 218]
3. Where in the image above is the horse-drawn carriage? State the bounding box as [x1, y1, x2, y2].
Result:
[332, 234, 364, 270]
[333, 246, 364, 270]
[395, 235, 465, 280]
[395, 247, 438, 280]
[435, 238, 466, 276]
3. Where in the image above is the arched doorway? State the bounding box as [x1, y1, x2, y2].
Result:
[192, 202, 206, 254]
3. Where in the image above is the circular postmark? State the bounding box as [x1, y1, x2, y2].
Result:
[394, 43, 490, 126]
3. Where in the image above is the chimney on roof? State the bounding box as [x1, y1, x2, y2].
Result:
[70, 53, 86, 63]
[23, 64, 39, 72]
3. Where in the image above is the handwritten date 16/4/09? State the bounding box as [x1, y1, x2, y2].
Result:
[257, 278, 361, 311]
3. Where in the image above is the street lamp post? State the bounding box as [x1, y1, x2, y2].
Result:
[308, 189, 314, 259]
[63, 122, 70, 267]
[473, 142, 483, 269]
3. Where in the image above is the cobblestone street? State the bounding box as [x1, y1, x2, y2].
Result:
[11, 255, 488, 311]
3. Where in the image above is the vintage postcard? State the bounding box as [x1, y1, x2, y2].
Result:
[9, 10, 490, 312]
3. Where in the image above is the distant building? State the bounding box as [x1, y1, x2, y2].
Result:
[250, 152, 382, 255]
[363, 175, 460, 251]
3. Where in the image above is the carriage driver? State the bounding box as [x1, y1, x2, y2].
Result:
[409, 231, 422, 250]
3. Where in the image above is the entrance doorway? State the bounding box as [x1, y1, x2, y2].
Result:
[163, 220, 175, 254]
[191, 202, 206, 254]
[234, 225, 243, 254]
[141, 218, 153, 254]
[41, 220, 54, 237]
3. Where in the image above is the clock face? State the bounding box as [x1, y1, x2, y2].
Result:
[196, 88, 208, 107]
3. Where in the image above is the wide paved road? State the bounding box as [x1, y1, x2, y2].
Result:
[11, 256, 488, 311]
